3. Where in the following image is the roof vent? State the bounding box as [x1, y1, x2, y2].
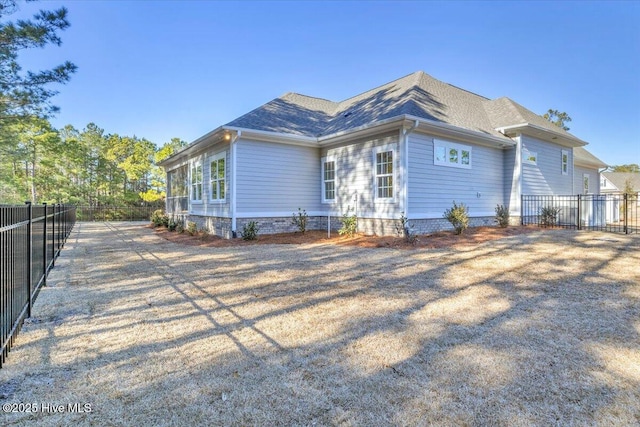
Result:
[343, 111, 352, 118]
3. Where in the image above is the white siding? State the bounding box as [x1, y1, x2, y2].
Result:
[189, 142, 231, 217]
[236, 139, 322, 215]
[521, 135, 573, 195]
[407, 133, 504, 218]
[321, 133, 401, 219]
[574, 165, 600, 195]
[503, 145, 519, 213]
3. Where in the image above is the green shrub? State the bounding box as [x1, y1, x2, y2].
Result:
[242, 221, 260, 240]
[443, 201, 469, 235]
[291, 208, 308, 233]
[175, 220, 185, 233]
[338, 207, 357, 237]
[167, 217, 183, 232]
[395, 211, 417, 244]
[540, 206, 561, 226]
[495, 204, 510, 228]
[186, 221, 198, 236]
[150, 209, 169, 227]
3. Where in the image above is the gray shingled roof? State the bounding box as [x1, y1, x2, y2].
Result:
[601, 172, 640, 192]
[226, 71, 583, 141]
[573, 146, 607, 168]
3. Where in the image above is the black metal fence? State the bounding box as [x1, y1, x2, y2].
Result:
[522, 193, 638, 234]
[1, 203, 76, 368]
[76, 205, 158, 222]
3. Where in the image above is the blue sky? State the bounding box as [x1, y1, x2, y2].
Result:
[12, 0, 640, 166]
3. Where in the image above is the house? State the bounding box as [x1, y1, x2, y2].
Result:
[159, 71, 606, 238]
[599, 171, 640, 223]
[600, 171, 640, 195]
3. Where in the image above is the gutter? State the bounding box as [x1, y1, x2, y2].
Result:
[403, 120, 419, 217]
[231, 130, 241, 237]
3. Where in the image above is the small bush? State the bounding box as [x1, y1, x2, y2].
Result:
[150, 209, 169, 227]
[242, 221, 260, 240]
[540, 206, 561, 226]
[443, 201, 469, 235]
[175, 220, 185, 234]
[395, 212, 417, 244]
[167, 217, 179, 232]
[186, 221, 198, 236]
[291, 208, 308, 233]
[338, 207, 357, 237]
[495, 204, 510, 228]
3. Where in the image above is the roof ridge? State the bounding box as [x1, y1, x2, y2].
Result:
[336, 71, 423, 105]
[283, 92, 337, 104]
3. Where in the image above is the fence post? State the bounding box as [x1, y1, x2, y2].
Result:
[51, 204, 56, 267]
[43, 203, 47, 281]
[577, 194, 582, 230]
[624, 193, 628, 235]
[25, 201, 33, 317]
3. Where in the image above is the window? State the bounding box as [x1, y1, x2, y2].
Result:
[209, 153, 226, 201]
[322, 158, 336, 202]
[523, 149, 537, 165]
[190, 161, 202, 201]
[561, 150, 569, 175]
[583, 173, 590, 194]
[168, 165, 188, 198]
[376, 150, 394, 199]
[434, 139, 472, 169]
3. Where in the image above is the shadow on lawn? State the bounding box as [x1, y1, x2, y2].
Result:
[2, 222, 639, 426]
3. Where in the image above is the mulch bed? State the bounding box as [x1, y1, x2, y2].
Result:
[150, 224, 541, 249]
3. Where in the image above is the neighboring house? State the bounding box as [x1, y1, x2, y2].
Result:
[600, 172, 640, 223]
[159, 71, 606, 238]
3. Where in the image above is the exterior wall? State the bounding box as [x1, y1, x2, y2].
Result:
[503, 145, 520, 214]
[320, 132, 402, 220]
[235, 139, 322, 216]
[407, 132, 504, 219]
[574, 165, 600, 195]
[520, 135, 572, 195]
[174, 214, 233, 239]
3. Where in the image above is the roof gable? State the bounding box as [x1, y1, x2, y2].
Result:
[601, 172, 640, 192]
[226, 71, 588, 145]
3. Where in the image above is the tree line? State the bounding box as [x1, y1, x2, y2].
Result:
[0, 118, 186, 205]
[1, 1, 186, 206]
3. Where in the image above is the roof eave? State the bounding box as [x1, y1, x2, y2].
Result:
[496, 123, 587, 148]
[408, 115, 515, 148]
[158, 126, 228, 167]
[224, 126, 318, 147]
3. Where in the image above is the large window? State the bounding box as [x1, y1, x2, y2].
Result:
[209, 153, 226, 201]
[168, 165, 188, 198]
[561, 150, 569, 175]
[376, 150, 394, 199]
[322, 158, 336, 202]
[190, 161, 202, 202]
[434, 139, 472, 169]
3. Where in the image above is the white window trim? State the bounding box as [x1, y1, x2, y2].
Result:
[434, 139, 472, 169]
[373, 144, 397, 201]
[522, 149, 537, 165]
[321, 156, 336, 204]
[208, 151, 226, 203]
[561, 149, 569, 175]
[583, 173, 590, 194]
[190, 160, 203, 204]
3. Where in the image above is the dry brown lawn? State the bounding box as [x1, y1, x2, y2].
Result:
[1, 222, 639, 426]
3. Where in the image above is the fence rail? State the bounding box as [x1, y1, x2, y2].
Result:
[522, 193, 638, 234]
[76, 205, 158, 222]
[1, 203, 76, 368]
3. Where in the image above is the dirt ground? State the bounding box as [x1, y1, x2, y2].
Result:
[1, 222, 638, 426]
[151, 224, 540, 249]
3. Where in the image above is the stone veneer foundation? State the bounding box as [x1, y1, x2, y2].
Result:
[169, 213, 520, 239]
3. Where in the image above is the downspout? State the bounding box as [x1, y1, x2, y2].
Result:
[402, 120, 419, 217]
[231, 130, 241, 237]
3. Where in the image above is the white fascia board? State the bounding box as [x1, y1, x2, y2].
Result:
[318, 116, 406, 145]
[496, 123, 587, 148]
[223, 126, 318, 147]
[158, 126, 228, 167]
[406, 115, 515, 148]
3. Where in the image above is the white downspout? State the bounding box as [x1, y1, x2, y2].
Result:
[231, 130, 241, 237]
[402, 120, 419, 217]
